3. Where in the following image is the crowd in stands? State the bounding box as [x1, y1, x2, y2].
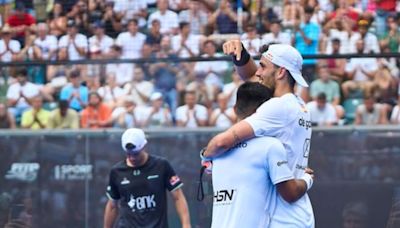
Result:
[0, 0, 399, 129]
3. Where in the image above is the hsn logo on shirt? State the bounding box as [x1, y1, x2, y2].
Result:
[214, 189, 236, 206]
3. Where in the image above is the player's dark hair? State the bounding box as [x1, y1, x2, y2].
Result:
[234, 82, 273, 119]
[287, 70, 296, 89]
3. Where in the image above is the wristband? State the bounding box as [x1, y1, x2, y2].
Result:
[232, 44, 250, 66]
[200, 148, 212, 162]
[300, 173, 313, 191]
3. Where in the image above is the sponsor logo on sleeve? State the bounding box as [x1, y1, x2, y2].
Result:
[147, 175, 159, 180]
[169, 175, 181, 186]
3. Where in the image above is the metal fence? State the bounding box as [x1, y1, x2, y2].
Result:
[0, 126, 400, 228]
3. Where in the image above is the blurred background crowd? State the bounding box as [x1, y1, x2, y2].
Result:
[0, 0, 400, 130]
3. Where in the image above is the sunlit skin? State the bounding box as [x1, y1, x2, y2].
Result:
[254, 56, 280, 91]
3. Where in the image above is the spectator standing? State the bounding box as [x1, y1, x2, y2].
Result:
[0, 24, 21, 62]
[124, 67, 154, 107]
[21, 95, 50, 130]
[6, 2, 36, 46]
[261, 19, 291, 46]
[293, 6, 321, 82]
[47, 100, 79, 129]
[149, 36, 179, 116]
[209, 93, 236, 128]
[176, 90, 208, 127]
[141, 92, 173, 128]
[355, 96, 388, 125]
[178, 1, 208, 35]
[6, 69, 40, 118]
[115, 19, 146, 59]
[0, 103, 16, 129]
[59, 69, 89, 112]
[58, 19, 88, 61]
[148, 0, 179, 35]
[113, 0, 148, 27]
[306, 92, 337, 126]
[80, 91, 113, 128]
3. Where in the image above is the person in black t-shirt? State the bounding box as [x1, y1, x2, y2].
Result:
[104, 128, 191, 228]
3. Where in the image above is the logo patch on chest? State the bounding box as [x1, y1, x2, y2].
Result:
[147, 175, 159, 180]
[121, 177, 130, 185]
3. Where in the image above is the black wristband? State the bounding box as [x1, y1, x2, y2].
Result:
[232, 44, 251, 66]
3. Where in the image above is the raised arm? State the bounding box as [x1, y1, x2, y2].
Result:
[222, 40, 258, 81]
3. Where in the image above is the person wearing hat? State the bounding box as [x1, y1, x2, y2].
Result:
[104, 128, 191, 228]
[58, 19, 88, 60]
[202, 40, 315, 227]
[349, 19, 380, 54]
[0, 24, 21, 62]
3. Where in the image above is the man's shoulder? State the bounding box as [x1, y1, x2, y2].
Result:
[111, 160, 128, 171]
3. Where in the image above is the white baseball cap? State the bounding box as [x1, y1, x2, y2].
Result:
[150, 92, 163, 101]
[262, 44, 308, 87]
[121, 128, 148, 153]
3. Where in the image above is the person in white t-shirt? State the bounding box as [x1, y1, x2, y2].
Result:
[342, 39, 378, 99]
[261, 19, 291, 46]
[176, 90, 208, 128]
[203, 41, 315, 227]
[88, 21, 114, 59]
[113, 0, 148, 27]
[240, 24, 261, 56]
[97, 73, 126, 109]
[123, 67, 154, 107]
[6, 69, 41, 118]
[147, 0, 179, 35]
[306, 92, 337, 126]
[209, 93, 236, 128]
[32, 23, 58, 61]
[115, 19, 146, 59]
[211, 82, 314, 228]
[0, 24, 21, 62]
[106, 45, 134, 86]
[141, 92, 173, 128]
[58, 19, 88, 61]
[223, 70, 243, 108]
[171, 22, 201, 58]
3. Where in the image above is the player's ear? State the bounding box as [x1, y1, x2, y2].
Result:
[276, 67, 287, 80]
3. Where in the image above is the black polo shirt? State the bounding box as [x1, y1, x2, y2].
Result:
[106, 155, 183, 228]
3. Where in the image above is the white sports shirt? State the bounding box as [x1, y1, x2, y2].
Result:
[245, 93, 314, 227]
[211, 137, 294, 228]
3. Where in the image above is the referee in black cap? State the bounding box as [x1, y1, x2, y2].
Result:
[104, 128, 191, 228]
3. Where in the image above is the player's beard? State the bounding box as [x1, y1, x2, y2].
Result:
[260, 73, 276, 94]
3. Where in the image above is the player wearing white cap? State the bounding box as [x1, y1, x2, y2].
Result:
[202, 41, 315, 227]
[104, 128, 191, 228]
